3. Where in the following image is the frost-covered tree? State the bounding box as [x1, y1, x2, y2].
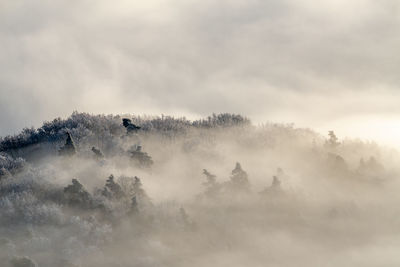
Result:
[132, 177, 147, 199]
[118, 175, 152, 212]
[102, 175, 125, 200]
[63, 179, 92, 208]
[0, 153, 25, 178]
[129, 146, 153, 168]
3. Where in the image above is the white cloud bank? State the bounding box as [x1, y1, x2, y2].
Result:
[1, 0, 400, 146]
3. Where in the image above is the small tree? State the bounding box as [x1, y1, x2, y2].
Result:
[326, 131, 340, 149]
[260, 175, 282, 195]
[102, 175, 125, 200]
[202, 169, 221, 198]
[91, 146, 104, 159]
[129, 146, 153, 168]
[59, 132, 76, 156]
[226, 162, 250, 193]
[122, 118, 141, 134]
[63, 179, 92, 208]
[124, 176, 151, 214]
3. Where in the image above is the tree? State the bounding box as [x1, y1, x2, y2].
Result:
[130, 196, 139, 214]
[326, 153, 348, 175]
[122, 118, 141, 134]
[129, 146, 153, 168]
[260, 175, 282, 195]
[202, 169, 221, 198]
[226, 162, 250, 193]
[102, 174, 125, 200]
[118, 175, 152, 213]
[0, 153, 25, 178]
[132, 176, 152, 210]
[59, 132, 76, 156]
[63, 179, 92, 208]
[326, 131, 340, 149]
[91, 146, 104, 159]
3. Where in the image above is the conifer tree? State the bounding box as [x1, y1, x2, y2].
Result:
[102, 174, 125, 200]
[59, 132, 76, 156]
[129, 146, 154, 168]
[63, 178, 92, 208]
[228, 162, 250, 192]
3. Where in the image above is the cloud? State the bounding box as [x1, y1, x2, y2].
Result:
[0, 0, 399, 143]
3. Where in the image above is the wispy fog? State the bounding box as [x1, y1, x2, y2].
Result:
[0, 113, 399, 266]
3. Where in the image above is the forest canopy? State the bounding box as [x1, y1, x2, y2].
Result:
[0, 112, 397, 267]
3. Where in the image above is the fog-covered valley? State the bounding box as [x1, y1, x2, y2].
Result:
[0, 112, 399, 267]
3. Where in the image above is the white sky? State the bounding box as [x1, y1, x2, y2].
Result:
[1, 0, 400, 148]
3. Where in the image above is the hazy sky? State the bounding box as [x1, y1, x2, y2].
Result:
[1, 0, 400, 147]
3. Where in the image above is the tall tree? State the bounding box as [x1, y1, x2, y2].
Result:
[227, 162, 250, 193]
[59, 132, 76, 156]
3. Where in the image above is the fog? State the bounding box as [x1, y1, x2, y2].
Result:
[1, 0, 400, 148]
[0, 112, 399, 266]
[2, 1, 400, 265]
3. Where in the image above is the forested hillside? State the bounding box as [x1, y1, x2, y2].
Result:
[0, 112, 398, 267]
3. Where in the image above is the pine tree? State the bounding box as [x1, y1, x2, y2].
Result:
[59, 132, 76, 156]
[102, 174, 125, 200]
[63, 178, 92, 208]
[227, 162, 250, 192]
[129, 146, 153, 168]
[260, 175, 282, 195]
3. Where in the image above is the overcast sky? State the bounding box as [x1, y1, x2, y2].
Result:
[1, 0, 400, 147]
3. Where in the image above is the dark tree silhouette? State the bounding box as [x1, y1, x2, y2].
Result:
[122, 118, 141, 134]
[59, 132, 76, 156]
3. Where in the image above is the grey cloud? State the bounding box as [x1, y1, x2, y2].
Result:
[1, 0, 400, 138]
